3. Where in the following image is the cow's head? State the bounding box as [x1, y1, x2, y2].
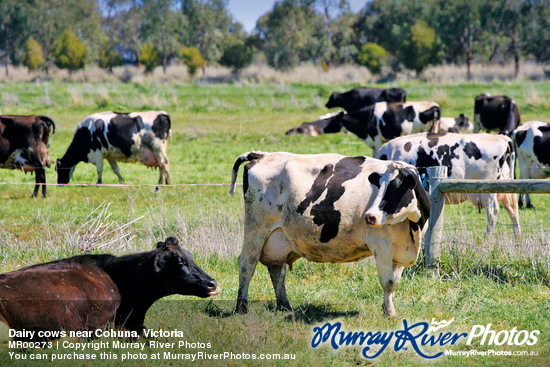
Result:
[154, 237, 220, 298]
[56, 159, 74, 184]
[365, 162, 430, 228]
[455, 114, 473, 132]
[325, 92, 340, 109]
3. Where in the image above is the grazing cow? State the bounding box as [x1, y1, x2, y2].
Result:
[335, 101, 440, 155]
[474, 94, 520, 136]
[285, 112, 344, 136]
[439, 114, 473, 133]
[376, 133, 520, 236]
[0, 237, 220, 340]
[56, 111, 171, 185]
[0, 115, 56, 197]
[325, 87, 407, 112]
[230, 152, 430, 317]
[513, 120, 550, 209]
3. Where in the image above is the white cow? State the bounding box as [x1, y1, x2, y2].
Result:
[377, 133, 520, 236]
[230, 151, 430, 317]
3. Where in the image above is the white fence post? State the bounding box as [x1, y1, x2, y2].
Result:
[424, 166, 448, 270]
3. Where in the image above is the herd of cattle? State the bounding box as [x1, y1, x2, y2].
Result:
[0, 86, 549, 339]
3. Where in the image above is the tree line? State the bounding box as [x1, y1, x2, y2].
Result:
[1, 0, 548, 78]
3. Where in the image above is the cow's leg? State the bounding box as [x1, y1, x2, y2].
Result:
[500, 193, 521, 236]
[268, 264, 291, 311]
[236, 229, 269, 314]
[372, 243, 402, 317]
[154, 144, 170, 185]
[31, 165, 47, 198]
[482, 193, 499, 236]
[107, 159, 125, 183]
[95, 158, 104, 184]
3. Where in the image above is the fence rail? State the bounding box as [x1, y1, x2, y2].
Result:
[424, 166, 550, 270]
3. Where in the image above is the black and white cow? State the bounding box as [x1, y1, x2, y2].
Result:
[336, 101, 441, 155]
[439, 114, 473, 133]
[0, 115, 56, 197]
[474, 94, 520, 136]
[230, 151, 430, 317]
[376, 133, 520, 236]
[325, 87, 407, 112]
[514, 120, 550, 209]
[56, 111, 171, 185]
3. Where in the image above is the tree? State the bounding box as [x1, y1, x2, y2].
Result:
[258, 0, 320, 71]
[180, 47, 205, 77]
[98, 41, 122, 73]
[401, 20, 440, 76]
[139, 43, 161, 73]
[22, 37, 45, 71]
[52, 30, 86, 73]
[0, 0, 33, 76]
[357, 43, 386, 74]
[219, 43, 253, 75]
[182, 0, 240, 74]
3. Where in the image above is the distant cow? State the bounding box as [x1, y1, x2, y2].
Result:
[285, 112, 344, 136]
[331, 101, 440, 155]
[514, 121, 550, 209]
[56, 111, 171, 185]
[230, 152, 430, 317]
[0, 236, 220, 340]
[474, 94, 520, 136]
[439, 114, 473, 133]
[377, 133, 520, 236]
[325, 87, 407, 112]
[0, 115, 56, 197]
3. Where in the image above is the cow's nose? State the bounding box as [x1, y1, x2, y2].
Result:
[366, 215, 377, 226]
[207, 280, 217, 290]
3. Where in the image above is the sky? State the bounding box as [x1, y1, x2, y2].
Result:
[227, 0, 368, 33]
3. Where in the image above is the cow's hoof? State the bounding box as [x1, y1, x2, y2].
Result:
[235, 301, 249, 314]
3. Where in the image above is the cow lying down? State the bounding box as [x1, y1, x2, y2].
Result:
[230, 152, 430, 317]
[0, 237, 220, 341]
[376, 132, 520, 236]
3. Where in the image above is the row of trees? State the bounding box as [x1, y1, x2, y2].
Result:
[1, 0, 549, 78]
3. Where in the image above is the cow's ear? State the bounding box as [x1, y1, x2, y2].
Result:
[368, 172, 381, 188]
[154, 242, 170, 272]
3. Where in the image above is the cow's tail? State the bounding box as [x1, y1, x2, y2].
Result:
[230, 151, 264, 196]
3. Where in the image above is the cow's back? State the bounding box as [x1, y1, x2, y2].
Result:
[0, 261, 120, 332]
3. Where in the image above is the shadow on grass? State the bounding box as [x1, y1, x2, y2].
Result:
[282, 303, 360, 324]
[202, 300, 359, 323]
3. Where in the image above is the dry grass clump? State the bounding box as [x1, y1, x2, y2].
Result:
[0, 61, 547, 85]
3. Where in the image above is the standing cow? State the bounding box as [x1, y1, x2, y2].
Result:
[325, 87, 407, 112]
[474, 94, 520, 136]
[230, 151, 430, 317]
[0, 115, 56, 197]
[339, 101, 440, 155]
[514, 120, 550, 209]
[0, 237, 220, 340]
[56, 111, 171, 185]
[376, 133, 520, 236]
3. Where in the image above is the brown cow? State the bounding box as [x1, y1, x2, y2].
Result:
[0, 115, 55, 197]
[0, 237, 220, 341]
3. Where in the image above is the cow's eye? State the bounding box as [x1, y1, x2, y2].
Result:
[178, 258, 188, 267]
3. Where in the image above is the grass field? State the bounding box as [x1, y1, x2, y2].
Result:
[0, 78, 549, 366]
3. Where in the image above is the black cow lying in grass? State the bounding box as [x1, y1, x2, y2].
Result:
[0, 237, 220, 341]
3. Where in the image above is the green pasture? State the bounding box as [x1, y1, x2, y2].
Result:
[0, 80, 549, 366]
